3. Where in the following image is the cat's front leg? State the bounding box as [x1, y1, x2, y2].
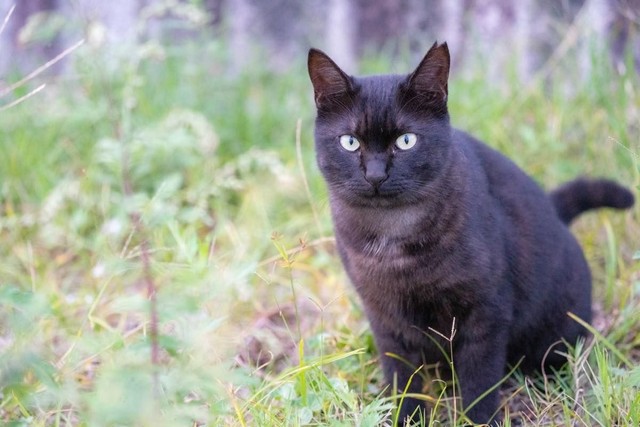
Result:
[454, 319, 508, 426]
[369, 321, 426, 426]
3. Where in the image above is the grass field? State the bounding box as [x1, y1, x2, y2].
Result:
[1, 30, 639, 426]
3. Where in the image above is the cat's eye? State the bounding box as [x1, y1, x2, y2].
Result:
[395, 133, 417, 150]
[339, 135, 360, 152]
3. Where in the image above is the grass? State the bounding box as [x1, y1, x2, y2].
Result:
[1, 20, 639, 427]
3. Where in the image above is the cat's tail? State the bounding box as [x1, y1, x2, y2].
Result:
[550, 178, 635, 224]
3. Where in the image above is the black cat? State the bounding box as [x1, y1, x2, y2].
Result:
[307, 42, 634, 425]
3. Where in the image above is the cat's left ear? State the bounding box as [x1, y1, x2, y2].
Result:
[308, 48, 352, 108]
[407, 42, 450, 103]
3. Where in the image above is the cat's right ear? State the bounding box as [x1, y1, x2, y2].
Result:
[308, 48, 352, 108]
[407, 42, 450, 105]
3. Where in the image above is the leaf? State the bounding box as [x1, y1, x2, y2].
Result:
[0, 285, 51, 320]
[625, 366, 640, 388]
[159, 334, 182, 357]
[297, 406, 313, 424]
[278, 382, 297, 401]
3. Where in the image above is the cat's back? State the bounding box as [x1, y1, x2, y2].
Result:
[450, 129, 582, 284]
[452, 129, 558, 222]
[452, 129, 591, 338]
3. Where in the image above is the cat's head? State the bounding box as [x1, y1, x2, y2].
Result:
[308, 42, 452, 208]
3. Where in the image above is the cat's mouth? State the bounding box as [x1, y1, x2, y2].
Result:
[332, 181, 409, 207]
[370, 188, 396, 198]
[347, 186, 403, 207]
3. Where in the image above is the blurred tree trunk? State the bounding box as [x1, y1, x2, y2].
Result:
[326, 0, 357, 72]
[228, 0, 306, 72]
[228, 0, 251, 72]
[440, 0, 466, 69]
[355, 0, 406, 55]
[204, 0, 225, 28]
[609, 0, 640, 72]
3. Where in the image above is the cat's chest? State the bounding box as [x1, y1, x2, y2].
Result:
[332, 202, 496, 346]
[332, 199, 494, 296]
[333, 204, 428, 274]
[344, 234, 415, 275]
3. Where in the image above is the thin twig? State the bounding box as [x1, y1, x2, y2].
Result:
[0, 4, 15, 36]
[0, 83, 45, 112]
[117, 127, 161, 384]
[108, 83, 160, 389]
[0, 39, 85, 98]
[295, 119, 322, 233]
[139, 222, 160, 369]
[258, 236, 335, 267]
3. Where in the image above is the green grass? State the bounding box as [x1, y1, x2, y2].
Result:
[1, 30, 639, 426]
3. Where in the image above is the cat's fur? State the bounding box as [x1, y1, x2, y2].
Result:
[307, 42, 635, 425]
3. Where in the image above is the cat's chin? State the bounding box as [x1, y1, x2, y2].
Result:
[336, 192, 411, 209]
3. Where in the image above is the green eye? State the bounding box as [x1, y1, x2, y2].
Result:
[395, 133, 417, 150]
[339, 135, 360, 152]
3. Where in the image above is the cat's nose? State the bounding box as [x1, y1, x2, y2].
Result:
[364, 159, 389, 188]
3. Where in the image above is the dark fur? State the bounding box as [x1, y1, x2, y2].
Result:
[307, 43, 635, 425]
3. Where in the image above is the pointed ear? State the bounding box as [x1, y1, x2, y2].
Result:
[407, 42, 450, 103]
[308, 48, 352, 107]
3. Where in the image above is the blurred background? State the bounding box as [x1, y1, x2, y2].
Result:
[2, 0, 639, 78]
[1, 1, 638, 426]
